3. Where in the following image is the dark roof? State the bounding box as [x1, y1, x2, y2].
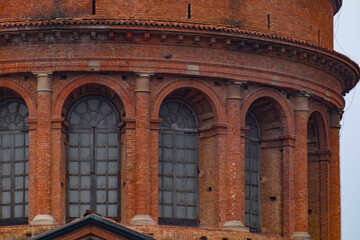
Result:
[31, 214, 156, 240]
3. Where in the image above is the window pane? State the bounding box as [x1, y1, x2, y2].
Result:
[2, 177, 10, 190]
[69, 133, 78, 146]
[176, 135, 185, 147]
[177, 192, 185, 203]
[108, 176, 117, 188]
[2, 164, 11, 175]
[108, 133, 117, 145]
[80, 134, 90, 146]
[80, 162, 90, 173]
[2, 135, 11, 147]
[69, 205, 79, 217]
[2, 206, 10, 218]
[108, 190, 117, 202]
[96, 204, 106, 216]
[15, 163, 24, 175]
[69, 176, 79, 188]
[15, 177, 23, 189]
[80, 148, 90, 161]
[96, 190, 106, 202]
[15, 191, 23, 203]
[1, 192, 10, 204]
[69, 162, 78, 174]
[108, 162, 118, 174]
[80, 191, 90, 203]
[69, 148, 78, 160]
[164, 191, 172, 203]
[187, 207, 196, 219]
[96, 148, 106, 160]
[2, 149, 11, 162]
[96, 176, 106, 188]
[176, 206, 186, 219]
[96, 162, 107, 174]
[15, 148, 24, 161]
[80, 176, 90, 189]
[108, 205, 117, 217]
[163, 206, 172, 218]
[163, 134, 172, 147]
[108, 148, 118, 160]
[176, 149, 185, 162]
[15, 134, 24, 147]
[14, 205, 23, 218]
[96, 133, 106, 145]
[69, 190, 79, 202]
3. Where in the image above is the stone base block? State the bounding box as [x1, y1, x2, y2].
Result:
[292, 232, 313, 240]
[130, 215, 156, 226]
[30, 215, 56, 225]
[222, 220, 249, 232]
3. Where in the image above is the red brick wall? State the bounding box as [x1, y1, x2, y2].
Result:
[0, 0, 335, 48]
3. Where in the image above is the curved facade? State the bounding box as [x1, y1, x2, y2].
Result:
[0, 0, 358, 239]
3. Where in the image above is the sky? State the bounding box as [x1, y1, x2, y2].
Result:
[334, 0, 360, 239]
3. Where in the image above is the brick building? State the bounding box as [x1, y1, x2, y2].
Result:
[0, 0, 358, 239]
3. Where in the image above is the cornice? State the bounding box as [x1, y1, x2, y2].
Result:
[0, 18, 358, 94]
[328, 0, 342, 14]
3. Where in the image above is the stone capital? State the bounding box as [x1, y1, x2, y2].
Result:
[226, 79, 246, 100]
[33, 71, 53, 92]
[329, 109, 342, 128]
[135, 72, 154, 92]
[294, 91, 310, 111]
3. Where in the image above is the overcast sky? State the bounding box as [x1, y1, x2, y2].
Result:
[334, 0, 360, 239]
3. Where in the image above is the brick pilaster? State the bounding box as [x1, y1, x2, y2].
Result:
[282, 136, 296, 238]
[319, 150, 330, 240]
[223, 81, 247, 231]
[329, 110, 341, 240]
[292, 93, 311, 240]
[130, 72, 156, 225]
[30, 72, 55, 225]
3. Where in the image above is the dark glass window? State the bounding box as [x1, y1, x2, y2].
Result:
[0, 99, 29, 225]
[158, 99, 199, 226]
[66, 96, 120, 221]
[245, 111, 261, 232]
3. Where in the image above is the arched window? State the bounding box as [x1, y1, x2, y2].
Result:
[0, 99, 29, 225]
[245, 111, 261, 232]
[66, 96, 121, 221]
[158, 99, 199, 226]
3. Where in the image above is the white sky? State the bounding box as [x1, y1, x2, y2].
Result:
[334, 0, 360, 239]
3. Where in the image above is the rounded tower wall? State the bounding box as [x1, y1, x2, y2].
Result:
[0, 0, 337, 48]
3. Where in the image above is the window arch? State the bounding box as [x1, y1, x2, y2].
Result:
[0, 99, 29, 225]
[158, 99, 199, 226]
[245, 111, 261, 232]
[66, 96, 121, 221]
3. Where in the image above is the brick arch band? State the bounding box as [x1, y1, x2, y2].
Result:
[240, 87, 295, 136]
[151, 79, 227, 124]
[0, 78, 37, 118]
[308, 102, 330, 150]
[52, 74, 135, 118]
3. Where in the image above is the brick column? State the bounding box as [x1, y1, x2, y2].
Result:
[292, 93, 311, 240]
[223, 81, 247, 231]
[319, 150, 330, 240]
[130, 72, 156, 225]
[150, 118, 163, 223]
[51, 118, 66, 224]
[329, 110, 341, 240]
[282, 136, 296, 238]
[30, 72, 55, 225]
